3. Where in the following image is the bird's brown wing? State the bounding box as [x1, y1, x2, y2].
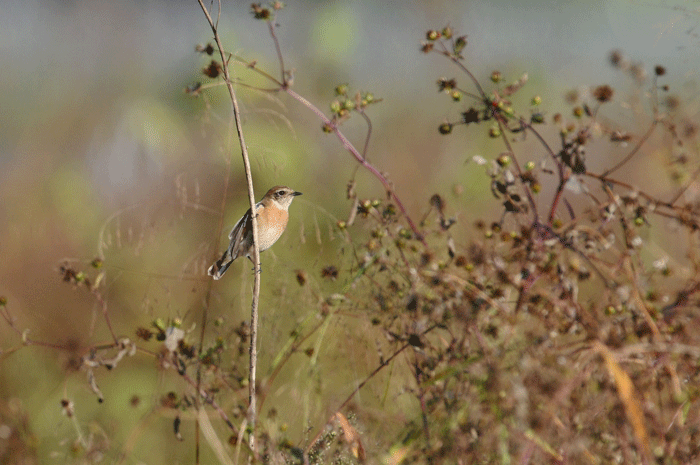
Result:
[227, 206, 252, 260]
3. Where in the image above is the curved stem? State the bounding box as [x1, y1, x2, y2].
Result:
[267, 18, 287, 85]
[436, 42, 487, 100]
[358, 110, 373, 159]
[285, 88, 427, 244]
[600, 120, 658, 177]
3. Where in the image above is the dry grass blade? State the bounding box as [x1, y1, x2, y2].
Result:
[199, 408, 234, 465]
[594, 341, 652, 464]
[335, 412, 366, 461]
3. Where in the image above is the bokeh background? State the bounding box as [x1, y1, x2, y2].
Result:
[1, 0, 699, 462]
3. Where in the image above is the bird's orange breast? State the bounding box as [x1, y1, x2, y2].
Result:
[256, 205, 289, 251]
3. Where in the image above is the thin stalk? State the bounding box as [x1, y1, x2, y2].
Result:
[197, 0, 262, 458]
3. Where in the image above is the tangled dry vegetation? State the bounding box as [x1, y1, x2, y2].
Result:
[287, 25, 700, 465]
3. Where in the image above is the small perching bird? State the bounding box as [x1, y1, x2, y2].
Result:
[208, 186, 302, 280]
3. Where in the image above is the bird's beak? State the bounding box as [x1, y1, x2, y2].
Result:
[293, 191, 303, 196]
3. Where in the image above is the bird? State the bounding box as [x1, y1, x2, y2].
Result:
[208, 185, 302, 280]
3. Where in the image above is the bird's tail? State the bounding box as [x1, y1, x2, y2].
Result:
[207, 251, 233, 280]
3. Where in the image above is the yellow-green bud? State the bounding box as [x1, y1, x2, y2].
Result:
[426, 30, 440, 41]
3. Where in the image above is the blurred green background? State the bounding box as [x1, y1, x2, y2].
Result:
[1, 0, 698, 462]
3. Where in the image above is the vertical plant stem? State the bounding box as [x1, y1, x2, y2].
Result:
[197, 0, 261, 458]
